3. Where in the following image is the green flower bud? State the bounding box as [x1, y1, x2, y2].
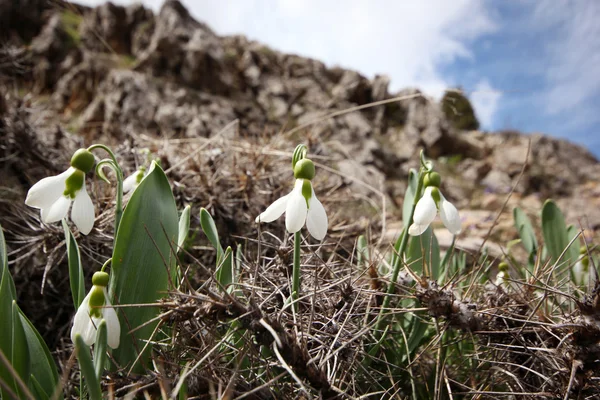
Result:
[301, 179, 313, 207]
[70, 149, 95, 173]
[424, 171, 441, 188]
[498, 262, 509, 272]
[63, 170, 85, 199]
[294, 158, 316, 180]
[92, 271, 110, 287]
[88, 285, 106, 318]
[579, 245, 588, 255]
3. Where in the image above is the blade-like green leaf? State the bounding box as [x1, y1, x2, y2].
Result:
[357, 235, 369, 269]
[9, 301, 30, 399]
[0, 223, 16, 299]
[513, 207, 538, 255]
[74, 335, 102, 400]
[93, 320, 108, 380]
[402, 169, 419, 229]
[566, 225, 581, 269]
[541, 200, 574, 266]
[200, 208, 224, 262]
[63, 220, 85, 309]
[177, 205, 191, 251]
[217, 246, 234, 293]
[19, 308, 61, 400]
[108, 161, 178, 372]
[407, 226, 440, 280]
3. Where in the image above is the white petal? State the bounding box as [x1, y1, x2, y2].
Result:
[71, 291, 97, 346]
[409, 187, 437, 236]
[306, 192, 327, 240]
[102, 290, 121, 349]
[71, 185, 95, 235]
[439, 194, 462, 235]
[25, 168, 74, 209]
[255, 193, 290, 223]
[43, 196, 71, 223]
[285, 179, 308, 233]
[123, 171, 140, 193]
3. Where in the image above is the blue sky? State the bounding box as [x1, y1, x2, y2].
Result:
[78, 0, 600, 157]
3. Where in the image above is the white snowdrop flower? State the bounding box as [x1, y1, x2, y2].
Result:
[256, 158, 328, 240]
[123, 168, 145, 193]
[71, 271, 120, 349]
[25, 149, 96, 235]
[408, 172, 461, 236]
[573, 247, 593, 287]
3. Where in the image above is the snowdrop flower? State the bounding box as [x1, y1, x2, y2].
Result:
[256, 158, 328, 240]
[71, 271, 120, 348]
[409, 172, 461, 236]
[25, 148, 95, 235]
[573, 247, 592, 287]
[123, 167, 145, 193]
[495, 262, 511, 290]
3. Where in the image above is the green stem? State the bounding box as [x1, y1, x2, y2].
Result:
[87, 144, 124, 239]
[373, 172, 425, 336]
[292, 231, 301, 313]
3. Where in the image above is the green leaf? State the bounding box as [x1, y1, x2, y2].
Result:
[19, 309, 61, 400]
[357, 235, 369, 269]
[566, 225, 581, 269]
[513, 207, 537, 255]
[63, 220, 85, 309]
[217, 247, 234, 293]
[74, 335, 102, 400]
[93, 320, 108, 380]
[0, 224, 29, 399]
[200, 208, 224, 262]
[407, 226, 440, 280]
[402, 169, 419, 229]
[541, 200, 575, 266]
[177, 205, 191, 251]
[108, 161, 178, 372]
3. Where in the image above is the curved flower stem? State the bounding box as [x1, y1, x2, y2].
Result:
[373, 170, 425, 337]
[87, 144, 124, 239]
[100, 258, 112, 273]
[292, 231, 302, 313]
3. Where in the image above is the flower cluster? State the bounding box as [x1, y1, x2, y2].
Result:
[409, 172, 461, 236]
[25, 149, 96, 235]
[71, 271, 120, 349]
[256, 157, 328, 240]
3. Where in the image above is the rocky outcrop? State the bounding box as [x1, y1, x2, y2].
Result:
[3, 0, 599, 232]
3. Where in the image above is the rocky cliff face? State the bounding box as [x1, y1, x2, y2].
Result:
[2, 0, 599, 239]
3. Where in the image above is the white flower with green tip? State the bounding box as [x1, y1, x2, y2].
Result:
[256, 158, 328, 240]
[71, 271, 120, 349]
[123, 167, 145, 193]
[25, 148, 96, 235]
[409, 172, 461, 236]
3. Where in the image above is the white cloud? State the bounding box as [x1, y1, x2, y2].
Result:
[533, 2, 600, 127]
[470, 79, 501, 128]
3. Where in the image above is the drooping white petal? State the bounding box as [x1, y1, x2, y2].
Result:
[306, 192, 328, 240]
[439, 194, 462, 235]
[71, 185, 95, 235]
[102, 288, 121, 349]
[71, 291, 97, 346]
[25, 168, 74, 209]
[44, 196, 71, 223]
[285, 179, 308, 233]
[123, 171, 140, 193]
[255, 193, 291, 223]
[408, 187, 437, 236]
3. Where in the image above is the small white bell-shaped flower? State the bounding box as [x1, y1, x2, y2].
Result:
[495, 262, 511, 290]
[71, 271, 120, 349]
[25, 148, 96, 235]
[573, 246, 593, 287]
[123, 167, 146, 193]
[409, 172, 461, 236]
[256, 158, 328, 240]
